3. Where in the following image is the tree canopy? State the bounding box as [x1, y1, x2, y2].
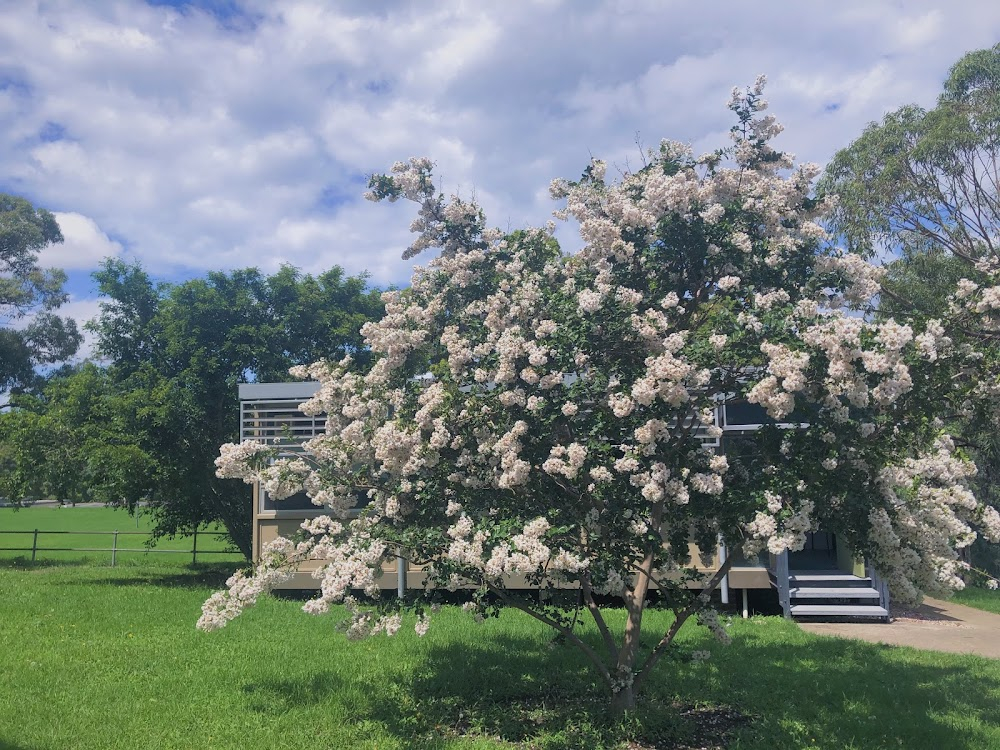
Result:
[821, 43, 1000, 271]
[0, 261, 383, 557]
[0, 363, 152, 505]
[203, 80, 1000, 712]
[0, 194, 81, 395]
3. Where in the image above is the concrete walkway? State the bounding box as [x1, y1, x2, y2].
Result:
[799, 597, 1000, 659]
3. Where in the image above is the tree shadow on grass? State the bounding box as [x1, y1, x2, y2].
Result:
[240, 631, 708, 749]
[0, 557, 95, 570]
[658, 626, 1000, 748]
[387, 633, 684, 748]
[0, 740, 45, 750]
[238, 621, 1000, 749]
[241, 671, 345, 715]
[50, 563, 239, 589]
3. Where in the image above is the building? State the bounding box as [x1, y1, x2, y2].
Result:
[239, 382, 890, 620]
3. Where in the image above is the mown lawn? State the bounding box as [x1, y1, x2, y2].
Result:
[0, 506, 243, 566]
[1, 563, 999, 749]
[952, 586, 1000, 615]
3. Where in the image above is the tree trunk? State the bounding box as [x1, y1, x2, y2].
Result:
[215, 501, 253, 560]
[610, 681, 637, 715]
[207, 482, 253, 560]
[219, 515, 253, 560]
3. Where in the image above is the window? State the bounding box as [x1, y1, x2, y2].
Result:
[261, 489, 320, 513]
[721, 399, 808, 431]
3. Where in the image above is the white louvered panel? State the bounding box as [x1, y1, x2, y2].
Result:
[667, 410, 721, 449]
[240, 398, 327, 446]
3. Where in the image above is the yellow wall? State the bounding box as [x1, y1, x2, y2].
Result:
[254, 516, 776, 591]
[836, 534, 866, 576]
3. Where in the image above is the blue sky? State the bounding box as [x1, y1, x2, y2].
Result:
[2, 1, 1000, 357]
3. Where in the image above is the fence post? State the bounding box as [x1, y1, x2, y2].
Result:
[31, 529, 38, 562]
[192, 528, 198, 565]
[112, 530, 118, 567]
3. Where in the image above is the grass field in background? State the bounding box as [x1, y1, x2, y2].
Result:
[952, 586, 1000, 615]
[1, 563, 1000, 749]
[0, 506, 244, 566]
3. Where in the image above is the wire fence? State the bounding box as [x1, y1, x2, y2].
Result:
[0, 528, 240, 566]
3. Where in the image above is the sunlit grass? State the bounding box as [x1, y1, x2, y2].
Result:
[952, 586, 1000, 615]
[0, 506, 243, 566]
[1, 563, 999, 749]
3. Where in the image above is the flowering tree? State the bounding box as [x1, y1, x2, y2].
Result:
[202, 80, 1000, 713]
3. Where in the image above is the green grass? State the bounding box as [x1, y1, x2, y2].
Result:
[0, 506, 244, 566]
[1, 563, 1000, 749]
[952, 586, 1000, 615]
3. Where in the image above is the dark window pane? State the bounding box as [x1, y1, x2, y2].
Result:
[724, 400, 808, 427]
[262, 489, 370, 513]
[262, 490, 317, 512]
[725, 400, 769, 426]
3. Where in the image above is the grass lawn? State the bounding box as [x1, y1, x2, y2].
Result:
[952, 586, 1000, 615]
[0, 506, 244, 566]
[1, 563, 1000, 749]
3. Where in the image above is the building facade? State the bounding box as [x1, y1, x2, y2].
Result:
[239, 382, 889, 620]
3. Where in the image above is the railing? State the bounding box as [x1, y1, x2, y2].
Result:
[866, 561, 892, 616]
[0, 528, 240, 566]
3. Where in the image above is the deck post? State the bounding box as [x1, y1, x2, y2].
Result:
[717, 537, 729, 605]
[742, 587, 749, 618]
[776, 549, 791, 618]
[396, 554, 407, 599]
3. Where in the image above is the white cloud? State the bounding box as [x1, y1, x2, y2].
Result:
[44, 213, 123, 270]
[0, 1, 997, 289]
[57, 297, 106, 362]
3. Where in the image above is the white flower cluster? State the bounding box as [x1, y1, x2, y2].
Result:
[696, 608, 732, 645]
[542, 442, 588, 480]
[215, 441, 272, 482]
[197, 537, 298, 631]
[743, 498, 815, 557]
[868, 437, 996, 603]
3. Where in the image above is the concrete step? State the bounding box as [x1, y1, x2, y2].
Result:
[790, 604, 889, 618]
[788, 573, 873, 587]
[790, 587, 880, 599]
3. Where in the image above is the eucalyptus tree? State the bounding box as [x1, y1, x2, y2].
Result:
[0, 194, 80, 397]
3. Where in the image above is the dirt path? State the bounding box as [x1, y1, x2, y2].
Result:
[799, 597, 1000, 658]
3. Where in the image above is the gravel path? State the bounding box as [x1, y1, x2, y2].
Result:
[799, 597, 1000, 658]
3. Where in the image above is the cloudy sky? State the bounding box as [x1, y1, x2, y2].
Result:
[2, 1, 999, 356]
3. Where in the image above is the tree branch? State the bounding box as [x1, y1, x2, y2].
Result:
[580, 574, 620, 662]
[632, 553, 736, 694]
[485, 581, 613, 687]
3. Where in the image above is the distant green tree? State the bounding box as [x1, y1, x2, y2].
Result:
[821, 43, 1000, 271]
[0, 364, 153, 505]
[0, 194, 81, 396]
[83, 260, 384, 557]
